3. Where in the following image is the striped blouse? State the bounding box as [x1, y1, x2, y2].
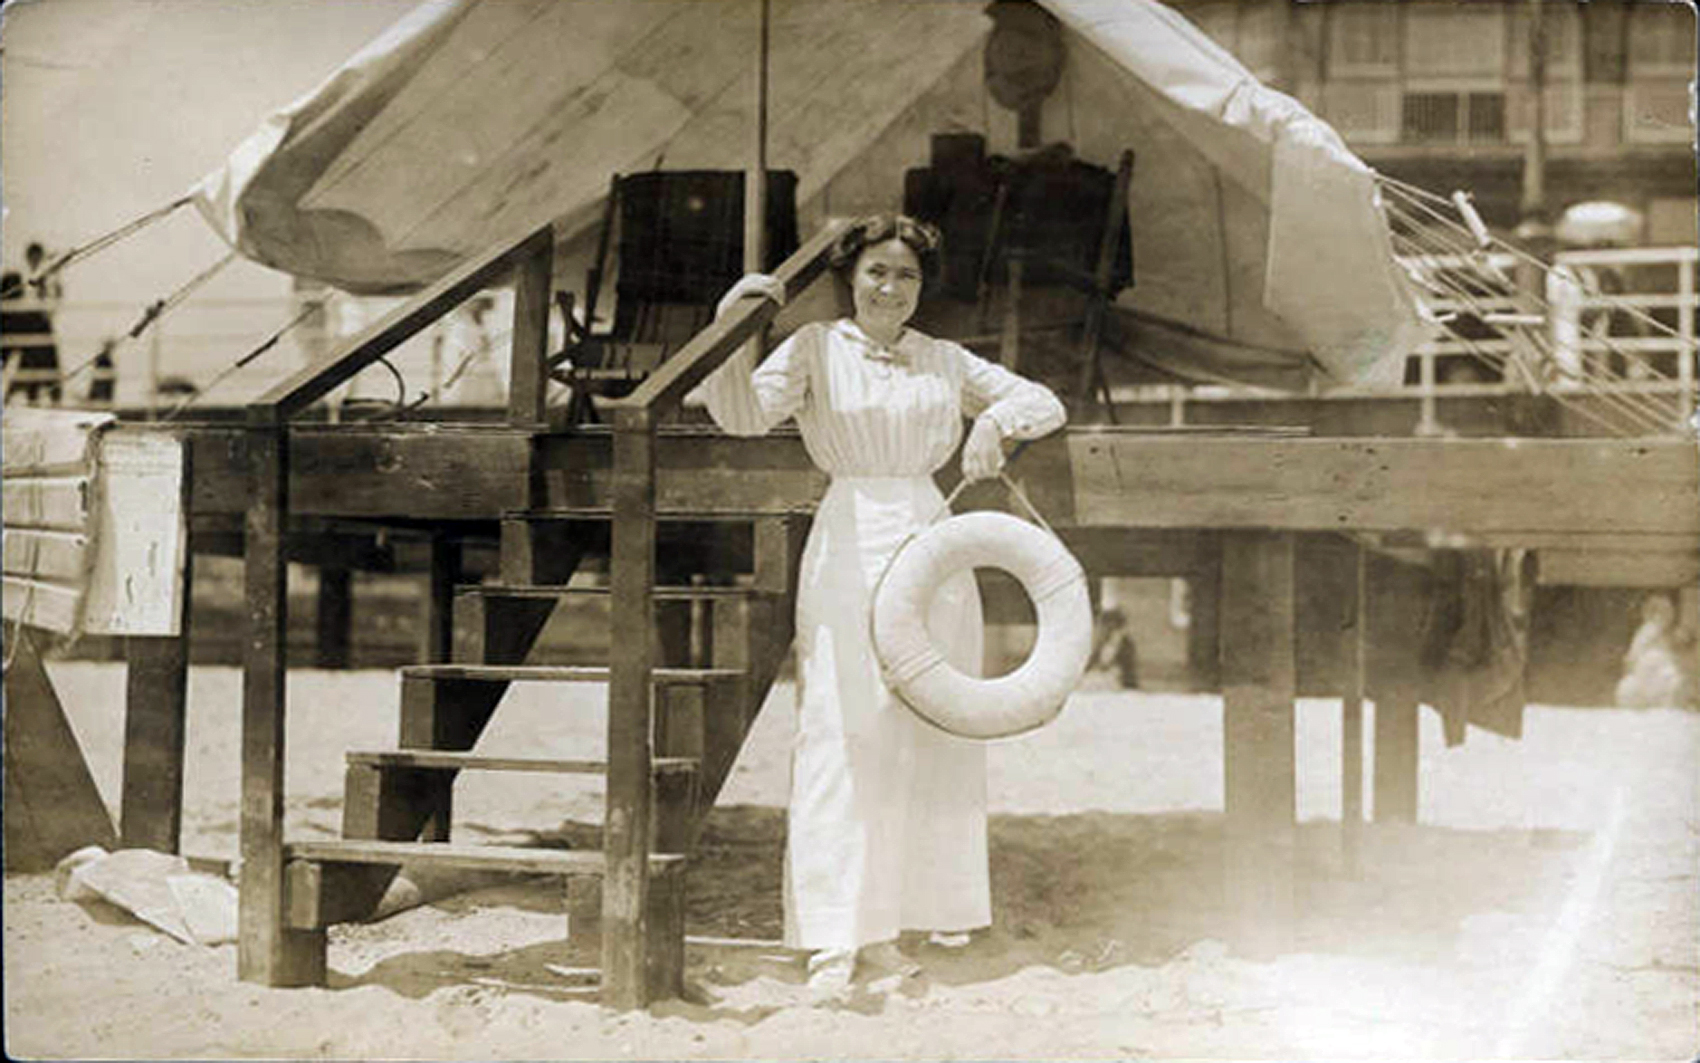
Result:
[694, 319, 1067, 478]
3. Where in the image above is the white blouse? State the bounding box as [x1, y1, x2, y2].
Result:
[694, 319, 1066, 478]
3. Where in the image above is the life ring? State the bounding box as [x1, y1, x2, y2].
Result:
[872, 510, 1092, 739]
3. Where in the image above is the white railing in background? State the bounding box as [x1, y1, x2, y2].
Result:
[1112, 245, 1698, 436]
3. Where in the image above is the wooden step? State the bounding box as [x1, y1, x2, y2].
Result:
[286, 839, 684, 876]
[459, 582, 763, 602]
[345, 750, 696, 775]
[400, 664, 743, 684]
[510, 507, 812, 522]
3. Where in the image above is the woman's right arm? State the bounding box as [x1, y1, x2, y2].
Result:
[692, 321, 814, 437]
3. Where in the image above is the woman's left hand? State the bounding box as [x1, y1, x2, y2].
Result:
[961, 417, 1005, 482]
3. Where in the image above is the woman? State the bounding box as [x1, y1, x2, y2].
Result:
[695, 214, 1066, 995]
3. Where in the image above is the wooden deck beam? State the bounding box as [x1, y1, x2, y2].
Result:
[160, 427, 1696, 543]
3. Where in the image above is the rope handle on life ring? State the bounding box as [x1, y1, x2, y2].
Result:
[914, 440, 1054, 540]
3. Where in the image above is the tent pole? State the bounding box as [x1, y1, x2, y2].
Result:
[744, 0, 770, 277]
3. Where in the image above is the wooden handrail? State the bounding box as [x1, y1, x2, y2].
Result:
[604, 218, 847, 417]
[249, 225, 554, 423]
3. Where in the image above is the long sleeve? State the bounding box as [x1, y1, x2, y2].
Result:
[694, 324, 813, 437]
[956, 344, 1067, 440]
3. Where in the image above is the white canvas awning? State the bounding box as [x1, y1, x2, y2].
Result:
[193, 0, 1426, 386]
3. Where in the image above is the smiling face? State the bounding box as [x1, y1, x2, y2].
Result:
[849, 238, 923, 338]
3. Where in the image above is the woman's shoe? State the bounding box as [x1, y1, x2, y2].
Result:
[859, 940, 922, 978]
[926, 930, 972, 949]
[806, 947, 855, 1002]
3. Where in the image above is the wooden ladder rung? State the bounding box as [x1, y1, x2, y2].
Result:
[345, 750, 697, 774]
[458, 582, 763, 601]
[399, 663, 744, 684]
[285, 839, 684, 876]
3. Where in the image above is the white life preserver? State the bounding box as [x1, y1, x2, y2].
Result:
[871, 510, 1092, 739]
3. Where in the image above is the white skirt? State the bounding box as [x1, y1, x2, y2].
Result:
[784, 475, 991, 950]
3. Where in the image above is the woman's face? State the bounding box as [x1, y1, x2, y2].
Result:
[849, 238, 923, 333]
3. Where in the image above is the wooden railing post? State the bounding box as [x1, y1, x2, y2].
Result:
[604, 404, 657, 1009]
[238, 416, 324, 985]
[508, 227, 554, 427]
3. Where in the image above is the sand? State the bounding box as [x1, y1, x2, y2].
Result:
[6, 662, 1697, 1060]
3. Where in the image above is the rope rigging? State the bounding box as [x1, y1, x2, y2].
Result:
[1376, 176, 1696, 439]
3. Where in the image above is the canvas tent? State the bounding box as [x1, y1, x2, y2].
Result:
[193, 0, 1428, 388]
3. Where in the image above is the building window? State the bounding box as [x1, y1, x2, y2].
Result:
[1626, 2, 1696, 144]
[1404, 3, 1505, 80]
[1400, 3, 1509, 144]
[1330, 3, 1399, 76]
[1184, 0, 1281, 84]
[1507, 3, 1584, 145]
[1402, 90, 1507, 143]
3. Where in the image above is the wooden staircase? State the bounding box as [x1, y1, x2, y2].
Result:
[278, 509, 807, 1000]
[236, 218, 843, 1007]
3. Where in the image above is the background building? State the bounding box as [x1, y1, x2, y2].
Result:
[1173, 0, 1695, 239]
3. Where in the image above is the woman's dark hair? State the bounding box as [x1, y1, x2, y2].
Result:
[828, 214, 942, 280]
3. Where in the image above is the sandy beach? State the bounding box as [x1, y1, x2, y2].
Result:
[6, 661, 1697, 1060]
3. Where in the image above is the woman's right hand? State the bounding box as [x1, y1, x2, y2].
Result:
[715, 273, 786, 320]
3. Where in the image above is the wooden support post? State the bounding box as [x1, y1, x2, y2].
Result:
[120, 546, 194, 853]
[315, 565, 352, 669]
[421, 537, 459, 665]
[4, 627, 118, 871]
[653, 684, 704, 853]
[1340, 540, 1366, 874]
[238, 423, 325, 986]
[507, 227, 553, 428]
[605, 406, 657, 1009]
[1187, 561, 1221, 692]
[1220, 530, 1297, 955]
[1373, 695, 1420, 824]
[399, 675, 504, 841]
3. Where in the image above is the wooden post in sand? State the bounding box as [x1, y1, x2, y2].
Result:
[1220, 530, 1297, 953]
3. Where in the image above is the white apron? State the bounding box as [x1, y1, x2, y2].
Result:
[784, 474, 990, 950]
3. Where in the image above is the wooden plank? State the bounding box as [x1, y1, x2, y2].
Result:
[349, 751, 696, 774]
[1219, 531, 1297, 955]
[254, 226, 554, 420]
[2, 576, 83, 634]
[1537, 549, 1700, 587]
[1067, 435, 1699, 536]
[184, 426, 532, 520]
[506, 228, 553, 427]
[605, 220, 845, 415]
[120, 545, 193, 854]
[2, 628, 118, 871]
[538, 431, 824, 516]
[1, 407, 110, 474]
[1373, 696, 1420, 824]
[237, 425, 326, 987]
[315, 567, 353, 669]
[1341, 541, 1365, 875]
[3, 528, 90, 582]
[401, 664, 742, 683]
[288, 839, 684, 875]
[653, 685, 704, 854]
[2, 476, 91, 530]
[84, 431, 187, 637]
[421, 537, 459, 664]
[604, 407, 658, 1010]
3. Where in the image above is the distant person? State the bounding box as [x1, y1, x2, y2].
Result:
[24, 241, 63, 304]
[1091, 606, 1139, 689]
[1616, 594, 1688, 709]
[2, 269, 61, 405]
[87, 338, 118, 405]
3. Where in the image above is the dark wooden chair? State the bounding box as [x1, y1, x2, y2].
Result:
[552, 170, 799, 424]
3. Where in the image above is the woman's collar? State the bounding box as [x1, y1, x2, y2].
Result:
[836, 318, 912, 362]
